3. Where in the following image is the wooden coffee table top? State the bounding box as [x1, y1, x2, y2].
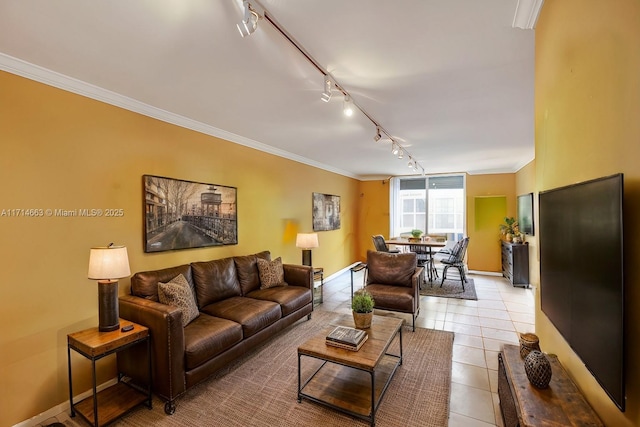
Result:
[298, 314, 403, 371]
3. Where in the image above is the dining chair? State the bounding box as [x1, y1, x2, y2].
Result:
[372, 235, 400, 253]
[439, 237, 470, 290]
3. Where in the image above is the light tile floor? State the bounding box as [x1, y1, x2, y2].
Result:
[315, 267, 535, 427]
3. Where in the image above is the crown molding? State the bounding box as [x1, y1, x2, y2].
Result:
[0, 52, 359, 180]
[512, 0, 544, 30]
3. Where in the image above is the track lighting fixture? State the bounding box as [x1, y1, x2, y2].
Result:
[237, 1, 259, 37]
[321, 75, 332, 102]
[374, 126, 382, 142]
[239, 2, 425, 175]
[343, 95, 354, 117]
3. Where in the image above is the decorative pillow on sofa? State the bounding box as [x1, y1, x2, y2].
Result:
[257, 257, 287, 289]
[158, 274, 200, 327]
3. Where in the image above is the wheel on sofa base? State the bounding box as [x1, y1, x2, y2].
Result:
[164, 401, 176, 415]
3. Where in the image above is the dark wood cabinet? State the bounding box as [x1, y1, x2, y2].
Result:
[501, 241, 529, 287]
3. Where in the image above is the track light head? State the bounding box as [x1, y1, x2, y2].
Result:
[321, 75, 332, 102]
[237, 1, 259, 37]
[397, 149, 404, 159]
[343, 95, 354, 117]
[374, 126, 382, 142]
[391, 143, 399, 156]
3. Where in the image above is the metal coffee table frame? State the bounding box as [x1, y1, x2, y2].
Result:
[297, 317, 403, 427]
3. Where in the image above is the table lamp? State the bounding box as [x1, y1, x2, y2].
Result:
[296, 233, 319, 266]
[88, 244, 131, 332]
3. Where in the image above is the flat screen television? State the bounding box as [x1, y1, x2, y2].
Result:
[539, 173, 625, 411]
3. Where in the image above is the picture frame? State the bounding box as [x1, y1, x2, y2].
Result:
[517, 192, 534, 236]
[143, 175, 237, 252]
[312, 192, 341, 231]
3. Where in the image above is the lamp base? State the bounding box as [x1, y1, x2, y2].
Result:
[98, 280, 120, 332]
[302, 249, 312, 266]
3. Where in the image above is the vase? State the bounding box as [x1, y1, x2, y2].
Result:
[353, 311, 373, 329]
[524, 350, 552, 389]
[519, 332, 540, 359]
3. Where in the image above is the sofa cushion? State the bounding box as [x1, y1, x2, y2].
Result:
[131, 264, 193, 301]
[366, 250, 417, 287]
[246, 286, 312, 316]
[183, 314, 243, 370]
[200, 296, 281, 338]
[257, 257, 287, 289]
[234, 251, 271, 295]
[366, 283, 415, 312]
[192, 257, 242, 308]
[158, 274, 200, 327]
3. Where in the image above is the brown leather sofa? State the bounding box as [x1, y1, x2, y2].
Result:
[365, 250, 423, 331]
[117, 251, 313, 414]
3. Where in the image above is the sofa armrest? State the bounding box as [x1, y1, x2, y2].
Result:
[118, 294, 186, 402]
[283, 264, 313, 290]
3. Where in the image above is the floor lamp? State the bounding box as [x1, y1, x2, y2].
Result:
[296, 233, 319, 266]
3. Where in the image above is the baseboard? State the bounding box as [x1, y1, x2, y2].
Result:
[12, 378, 117, 427]
[468, 270, 503, 277]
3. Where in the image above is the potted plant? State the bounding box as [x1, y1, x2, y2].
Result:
[500, 217, 524, 242]
[409, 229, 423, 242]
[352, 289, 375, 329]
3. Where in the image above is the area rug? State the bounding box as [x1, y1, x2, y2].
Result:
[420, 278, 478, 300]
[62, 311, 454, 427]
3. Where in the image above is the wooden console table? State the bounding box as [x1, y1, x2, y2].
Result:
[498, 344, 603, 427]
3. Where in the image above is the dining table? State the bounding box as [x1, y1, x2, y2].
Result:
[385, 238, 447, 283]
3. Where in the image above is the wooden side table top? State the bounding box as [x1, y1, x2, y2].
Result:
[298, 314, 403, 371]
[502, 344, 603, 427]
[67, 319, 148, 358]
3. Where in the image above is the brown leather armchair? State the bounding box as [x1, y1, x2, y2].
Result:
[364, 250, 424, 331]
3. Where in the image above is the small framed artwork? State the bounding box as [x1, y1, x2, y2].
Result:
[143, 175, 237, 252]
[313, 192, 341, 231]
[517, 192, 535, 236]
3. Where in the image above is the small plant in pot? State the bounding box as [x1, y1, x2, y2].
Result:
[409, 229, 423, 242]
[352, 289, 375, 329]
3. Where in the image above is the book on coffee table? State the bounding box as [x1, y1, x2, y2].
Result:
[326, 326, 368, 351]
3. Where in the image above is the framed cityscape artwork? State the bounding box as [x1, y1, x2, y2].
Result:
[143, 175, 237, 252]
[312, 192, 340, 231]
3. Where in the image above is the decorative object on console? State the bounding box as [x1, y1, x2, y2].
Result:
[312, 192, 340, 231]
[87, 244, 131, 332]
[351, 289, 375, 329]
[143, 175, 237, 252]
[519, 332, 540, 359]
[296, 233, 318, 266]
[524, 350, 552, 389]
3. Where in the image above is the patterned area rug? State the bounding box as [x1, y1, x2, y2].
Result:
[60, 311, 454, 427]
[420, 278, 478, 300]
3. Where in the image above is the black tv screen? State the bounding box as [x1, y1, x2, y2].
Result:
[539, 173, 625, 411]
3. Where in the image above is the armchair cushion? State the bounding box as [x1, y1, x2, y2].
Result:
[366, 250, 417, 287]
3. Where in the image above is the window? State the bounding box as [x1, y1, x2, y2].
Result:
[391, 175, 465, 241]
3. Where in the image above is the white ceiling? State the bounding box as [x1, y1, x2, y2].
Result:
[0, 0, 536, 180]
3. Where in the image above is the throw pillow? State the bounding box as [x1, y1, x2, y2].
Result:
[257, 257, 287, 289]
[158, 274, 200, 327]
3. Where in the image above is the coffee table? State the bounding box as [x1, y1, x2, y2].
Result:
[297, 314, 404, 426]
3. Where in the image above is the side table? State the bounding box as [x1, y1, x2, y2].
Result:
[67, 319, 152, 427]
[313, 267, 324, 306]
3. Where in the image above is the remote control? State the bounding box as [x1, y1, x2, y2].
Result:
[121, 325, 134, 332]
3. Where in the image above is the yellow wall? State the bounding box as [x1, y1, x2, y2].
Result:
[356, 179, 392, 261]
[466, 173, 516, 272]
[0, 70, 360, 425]
[536, 1, 640, 425]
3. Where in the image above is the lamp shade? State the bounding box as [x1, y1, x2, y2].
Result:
[88, 245, 131, 280]
[296, 233, 319, 249]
